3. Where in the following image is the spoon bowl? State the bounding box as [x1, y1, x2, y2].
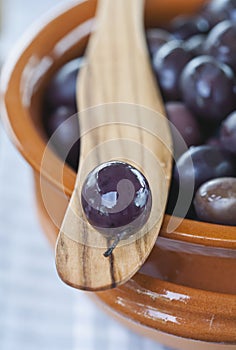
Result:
[55, 0, 172, 291]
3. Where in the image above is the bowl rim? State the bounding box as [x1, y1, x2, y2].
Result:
[1, 0, 236, 250]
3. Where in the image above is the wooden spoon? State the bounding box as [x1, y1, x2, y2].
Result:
[55, 0, 172, 291]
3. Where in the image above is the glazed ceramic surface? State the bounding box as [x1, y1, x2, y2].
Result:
[1, 0, 236, 349]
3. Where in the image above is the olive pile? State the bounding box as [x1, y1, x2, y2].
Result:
[43, 0, 236, 226]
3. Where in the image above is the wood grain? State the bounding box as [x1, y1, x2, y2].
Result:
[56, 0, 172, 291]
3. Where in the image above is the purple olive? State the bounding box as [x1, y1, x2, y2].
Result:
[180, 55, 236, 123]
[184, 34, 206, 56]
[146, 29, 174, 57]
[194, 177, 236, 225]
[170, 15, 210, 40]
[45, 58, 82, 111]
[200, 0, 236, 27]
[174, 145, 236, 193]
[81, 161, 152, 256]
[166, 101, 202, 158]
[153, 40, 193, 100]
[204, 20, 236, 72]
[45, 106, 80, 171]
[220, 111, 236, 154]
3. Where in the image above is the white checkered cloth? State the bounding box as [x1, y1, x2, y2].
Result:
[0, 1, 170, 349]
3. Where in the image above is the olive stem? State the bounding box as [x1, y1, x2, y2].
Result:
[103, 231, 127, 257]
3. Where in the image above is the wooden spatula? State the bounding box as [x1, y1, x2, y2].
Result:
[55, 0, 172, 291]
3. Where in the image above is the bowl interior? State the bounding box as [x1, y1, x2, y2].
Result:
[1, 0, 236, 252]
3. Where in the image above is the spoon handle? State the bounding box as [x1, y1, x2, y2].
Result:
[77, 0, 171, 173]
[79, 0, 165, 109]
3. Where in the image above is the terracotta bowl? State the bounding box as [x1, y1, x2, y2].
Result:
[1, 0, 236, 349]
